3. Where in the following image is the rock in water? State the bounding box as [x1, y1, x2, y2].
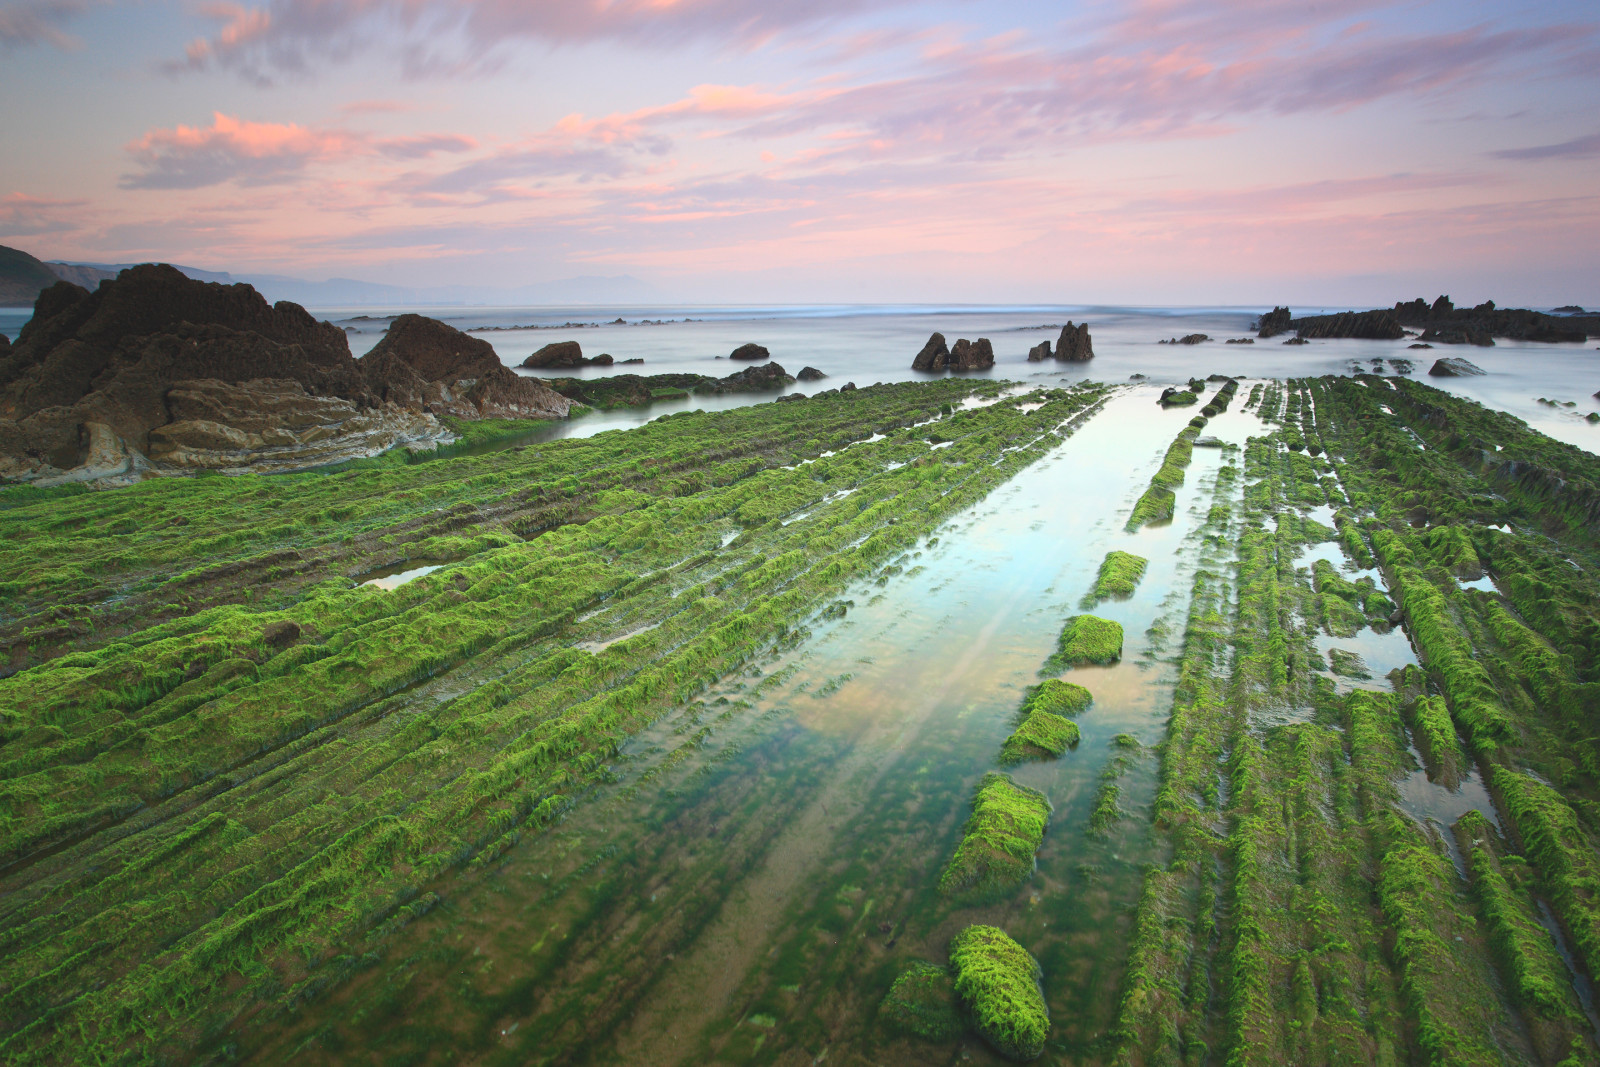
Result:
[362, 315, 569, 421]
[1055, 321, 1094, 361]
[521, 341, 584, 368]
[948, 338, 995, 371]
[1428, 357, 1487, 377]
[912, 332, 950, 371]
[796, 366, 827, 381]
[949, 925, 1050, 1061]
[710, 362, 795, 391]
[1026, 340, 1052, 362]
[1257, 306, 1292, 337]
[880, 961, 962, 1040]
[729, 342, 770, 361]
[1420, 325, 1494, 346]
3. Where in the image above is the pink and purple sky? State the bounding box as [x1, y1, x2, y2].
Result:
[2, 0, 1597, 304]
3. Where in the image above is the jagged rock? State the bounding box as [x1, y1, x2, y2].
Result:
[1257, 306, 1292, 338]
[362, 314, 568, 421]
[1026, 340, 1052, 362]
[729, 343, 770, 361]
[1284, 337, 1310, 345]
[1419, 325, 1494, 347]
[948, 338, 995, 371]
[1291, 310, 1404, 340]
[797, 366, 827, 381]
[1428, 357, 1487, 377]
[1393, 295, 1591, 342]
[912, 332, 949, 371]
[1225, 338, 1254, 344]
[1055, 322, 1093, 361]
[521, 341, 585, 368]
[1159, 334, 1210, 345]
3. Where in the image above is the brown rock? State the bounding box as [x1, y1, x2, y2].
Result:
[263, 620, 302, 648]
[912, 332, 949, 371]
[797, 366, 827, 381]
[730, 343, 770, 361]
[947, 338, 995, 371]
[1027, 340, 1052, 362]
[1428, 357, 1487, 377]
[521, 340, 585, 368]
[1055, 322, 1094, 361]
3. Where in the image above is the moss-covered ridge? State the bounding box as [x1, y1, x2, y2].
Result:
[1087, 549, 1148, 603]
[949, 924, 1050, 1061]
[1050, 613, 1123, 668]
[938, 772, 1051, 899]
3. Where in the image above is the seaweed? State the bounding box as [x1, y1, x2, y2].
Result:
[938, 773, 1052, 899]
[1087, 550, 1149, 603]
[879, 960, 962, 1040]
[1048, 614, 1123, 668]
[948, 924, 1050, 1061]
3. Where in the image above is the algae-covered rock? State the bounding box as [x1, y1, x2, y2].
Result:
[879, 960, 962, 1040]
[1022, 679, 1092, 716]
[999, 710, 1079, 764]
[938, 773, 1051, 899]
[1328, 648, 1371, 678]
[949, 925, 1049, 1061]
[1089, 550, 1147, 601]
[1158, 388, 1198, 407]
[1053, 614, 1123, 666]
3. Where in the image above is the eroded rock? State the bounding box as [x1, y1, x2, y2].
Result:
[1428, 357, 1487, 377]
[1055, 322, 1093, 361]
[729, 343, 770, 361]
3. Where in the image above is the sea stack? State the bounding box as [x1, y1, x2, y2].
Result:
[1056, 321, 1094, 361]
[1027, 340, 1052, 361]
[948, 338, 995, 371]
[912, 332, 950, 371]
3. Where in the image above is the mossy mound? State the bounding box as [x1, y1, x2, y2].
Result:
[1328, 647, 1371, 678]
[1022, 679, 1092, 716]
[1053, 614, 1123, 666]
[938, 773, 1052, 899]
[880, 960, 962, 1040]
[1161, 391, 1198, 407]
[1000, 710, 1079, 764]
[1090, 550, 1148, 601]
[949, 925, 1049, 1061]
[1126, 486, 1175, 529]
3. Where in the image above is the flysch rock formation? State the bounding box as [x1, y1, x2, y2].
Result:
[1260, 296, 1597, 344]
[0, 265, 568, 486]
[1428, 357, 1487, 377]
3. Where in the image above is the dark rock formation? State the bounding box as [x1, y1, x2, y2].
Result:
[0, 245, 63, 307]
[1225, 337, 1254, 344]
[1026, 340, 1052, 362]
[545, 363, 796, 409]
[1257, 306, 1292, 338]
[1160, 334, 1210, 345]
[1158, 387, 1198, 407]
[842, 382, 857, 391]
[1055, 322, 1094, 361]
[797, 366, 827, 381]
[1428, 357, 1487, 377]
[1391, 296, 1591, 342]
[1554, 305, 1585, 313]
[729, 343, 770, 361]
[1291, 310, 1404, 341]
[1408, 343, 1433, 349]
[775, 392, 805, 403]
[522, 340, 585, 368]
[1284, 337, 1309, 345]
[948, 338, 995, 371]
[1419, 325, 1493, 347]
[713, 362, 795, 390]
[912, 332, 949, 371]
[0, 266, 566, 485]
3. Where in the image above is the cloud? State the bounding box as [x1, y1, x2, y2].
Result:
[0, 192, 88, 237]
[1492, 131, 1600, 161]
[120, 112, 477, 189]
[0, 0, 103, 49]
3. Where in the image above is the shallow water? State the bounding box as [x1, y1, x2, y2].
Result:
[356, 562, 443, 590]
[247, 384, 1250, 1065]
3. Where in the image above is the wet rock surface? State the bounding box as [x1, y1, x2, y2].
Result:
[729, 342, 770, 361]
[1026, 340, 1052, 362]
[1428, 357, 1487, 377]
[1055, 321, 1093, 361]
[914, 333, 993, 372]
[912, 332, 950, 371]
[796, 366, 827, 381]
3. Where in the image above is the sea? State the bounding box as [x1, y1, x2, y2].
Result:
[4, 302, 1596, 454]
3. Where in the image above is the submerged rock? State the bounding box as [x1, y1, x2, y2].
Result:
[1408, 343, 1433, 349]
[949, 925, 1050, 1061]
[1225, 337, 1255, 344]
[939, 773, 1051, 899]
[1420, 325, 1494, 347]
[713, 362, 795, 391]
[1159, 334, 1210, 345]
[729, 342, 770, 361]
[880, 961, 962, 1040]
[1284, 337, 1310, 345]
[1055, 322, 1093, 361]
[1428, 357, 1487, 377]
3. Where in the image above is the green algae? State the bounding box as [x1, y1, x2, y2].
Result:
[949, 924, 1049, 1061]
[1087, 549, 1148, 603]
[879, 960, 962, 1040]
[1020, 678, 1092, 716]
[999, 709, 1079, 764]
[1049, 614, 1123, 668]
[938, 773, 1051, 899]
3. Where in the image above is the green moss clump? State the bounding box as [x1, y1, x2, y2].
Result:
[948, 925, 1049, 1061]
[1000, 710, 1079, 764]
[1327, 647, 1369, 678]
[939, 773, 1052, 899]
[1126, 485, 1175, 529]
[880, 960, 962, 1040]
[1089, 550, 1148, 602]
[1161, 391, 1198, 407]
[1052, 614, 1123, 667]
[1021, 679, 1092, 716]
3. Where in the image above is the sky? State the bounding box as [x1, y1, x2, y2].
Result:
[2, 0, 1598, 305]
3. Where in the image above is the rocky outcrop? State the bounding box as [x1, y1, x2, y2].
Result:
[1284, 337, 1309, 346]
[1419, 325, 1493, 347]
[912, 333, 949, 371]
[729, 343, 770, 361]
[1027, 340, 1052, 362]
[1225, 337, 1255, 344]
[1160, 334, 1210, 345]
[522, 340, 585, 368]
[546, 363, 796, 409]
[1256, 306, 1292, 338]
[0, 266, 566, 486]
[1055, 322, 1093, 361]
[797, 366, 827, 381]
[1291, 310, 1404, 340]
[948, 338, 995, 371]
[0, 245, 62, 307]
[1428, 357, 1487, 377]
[710, 362, 795, 390]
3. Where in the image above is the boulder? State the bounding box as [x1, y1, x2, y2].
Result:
[711, 362, 795, 391]
[729, 342, 770, 361]
[362, 315, 569, 421]
[796, 366, 827, 381]
[948, 338, 995, 371]
[1026, 340, 1052, 362]
[842, 382, 857, 391]
[1055, 321, 1094, 361]
[521, 341, 585, 368]
[912, 332, 949, 371]
[774, 392, 805, 403]
[1283, 337, 1309, 345]
[1428, 357, 1487, 377]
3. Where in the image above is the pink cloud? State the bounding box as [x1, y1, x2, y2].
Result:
[0, 0, 104, 49]
[0, 192, 89, 237]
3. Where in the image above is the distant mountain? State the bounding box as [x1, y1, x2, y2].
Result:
[0, 246, 65, 306]
[2, 243, 656, 310]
